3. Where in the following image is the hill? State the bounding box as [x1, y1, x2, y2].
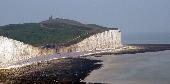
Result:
[0, 18, 116, 47]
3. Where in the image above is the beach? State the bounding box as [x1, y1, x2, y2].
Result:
[0, 58, 102, 83]
[1, 44, 170, 83]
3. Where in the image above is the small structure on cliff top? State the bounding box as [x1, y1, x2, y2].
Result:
[49, 16, 53, 21]
[0, 18, 122, 64]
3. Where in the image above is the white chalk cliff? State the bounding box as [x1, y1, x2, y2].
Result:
[0, 29, 122, 65]
[59, 30, 122, 52]
[0, 36, 54, 64]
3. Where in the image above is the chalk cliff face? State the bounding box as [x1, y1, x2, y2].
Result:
[0, 29, 122, 64]
[59, 30, 122, 52]
[0, 36, 54, 64]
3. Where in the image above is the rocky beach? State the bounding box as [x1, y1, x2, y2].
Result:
[0, 58, 102, 84]
[0, 44, 170, 83]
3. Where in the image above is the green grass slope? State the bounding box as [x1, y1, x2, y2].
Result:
[0, 19, 112, 47]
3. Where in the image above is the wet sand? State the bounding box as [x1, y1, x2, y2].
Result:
[84, 50, 170, 84]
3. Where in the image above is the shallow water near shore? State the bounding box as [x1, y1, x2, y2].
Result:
[84, 50, 170, 84]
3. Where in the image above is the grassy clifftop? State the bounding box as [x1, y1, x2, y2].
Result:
[0, 18, 114, 47]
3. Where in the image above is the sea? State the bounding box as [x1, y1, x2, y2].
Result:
[84, 50, 170, 84]
[122, 32, 170, 44]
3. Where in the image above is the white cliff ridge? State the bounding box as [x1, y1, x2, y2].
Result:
[0, 29, 122, 68]
[0, 36, 55, 64]
[59, 30, 122, 52]
[76, 30, 122, 51]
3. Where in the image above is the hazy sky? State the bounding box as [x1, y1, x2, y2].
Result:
[0, 0, 170, 34]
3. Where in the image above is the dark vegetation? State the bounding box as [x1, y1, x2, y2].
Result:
[0, 18, 112, 47]
[0, 58, 102, 84]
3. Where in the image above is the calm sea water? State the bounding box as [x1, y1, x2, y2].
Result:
[123, 32, 170, 44]
[84, 50, 170, 84]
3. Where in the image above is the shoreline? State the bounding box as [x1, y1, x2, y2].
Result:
[94, 44, 170, 55]
[0, 44, 170, 83]
[1, 44, 170, 69]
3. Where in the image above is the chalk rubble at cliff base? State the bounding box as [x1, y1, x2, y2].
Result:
[0, 46, 139, 69]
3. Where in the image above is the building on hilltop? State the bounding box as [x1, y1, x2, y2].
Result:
[49, 16, 53, 21]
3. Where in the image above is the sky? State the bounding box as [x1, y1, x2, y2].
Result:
[0, 0, 170, 43]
